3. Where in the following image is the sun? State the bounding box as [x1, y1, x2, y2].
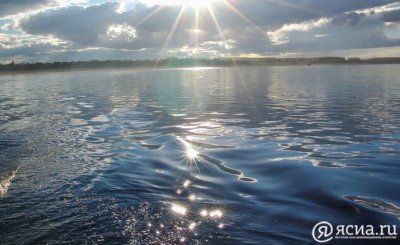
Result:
[178, 0, 214, 7]
[143, 0, 214, 7]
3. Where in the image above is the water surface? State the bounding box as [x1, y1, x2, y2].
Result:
[1, 65, 400, 244]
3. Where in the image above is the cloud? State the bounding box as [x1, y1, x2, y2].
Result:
[332, 13, 366, 26]
[19, 3, 120, 46]
[2, 0, 400, 62]
[265, 12, 400, 53]
[383, 9, 400, 22]
[0, 0, 55, 17]
[209, 0, 400, 29]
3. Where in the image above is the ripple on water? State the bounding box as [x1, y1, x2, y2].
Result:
[309, 159, 347, 168]
[91, 115, 110, 123]
[76, 102, 94, 108]
[69, 118, 88, 126]
[345, 196, 400, 219]
[57, 97, 76, 102]
[184, 139, 235, 150]
[139, 143, 164, 150]
[1, 65, 400, 244]
[65, 105, 81, 114]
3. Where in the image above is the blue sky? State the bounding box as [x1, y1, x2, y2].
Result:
[1, 0, 400, 63]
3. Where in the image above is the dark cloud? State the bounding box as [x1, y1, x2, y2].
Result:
[211, 0, 399, 29]
[332, 13, 366, 26]
[20, 3, 120, 46]
[383, 9, 400, 22]
[0, 0, 54, 17]
[268, 13, 400, 53]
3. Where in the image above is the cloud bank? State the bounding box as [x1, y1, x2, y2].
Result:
[1, 0, 400, 62]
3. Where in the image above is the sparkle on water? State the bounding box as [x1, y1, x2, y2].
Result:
[183, 180, 191, 188]
[209, 210, 223, 218]
[186, 148, 199, 160]
[200, 210, 208, 217]
[2, 65, 399, 243]
[188, 222, 196, 230]
[189, 194, 196, 201]
[178, 137, 200, 161]
[171, 203, 187, 216]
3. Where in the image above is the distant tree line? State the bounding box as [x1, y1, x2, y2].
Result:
[1, 57, 400, 72]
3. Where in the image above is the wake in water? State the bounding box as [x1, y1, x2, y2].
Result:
[0, 168, 18, 196]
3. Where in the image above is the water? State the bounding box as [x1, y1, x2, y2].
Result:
[0, 65, 399, 244]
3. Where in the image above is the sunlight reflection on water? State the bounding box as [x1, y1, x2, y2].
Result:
[0, 66, 399, 244]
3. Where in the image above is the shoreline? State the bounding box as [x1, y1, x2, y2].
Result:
[1, 58, 400, 74]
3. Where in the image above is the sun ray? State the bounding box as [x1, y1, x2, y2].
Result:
[195, 8, 200, 32]
[206, 5, 226, 41]
[131, 6, 168, 98]
[145, 0, 214, 7]
[194, 7, 200, 48]
[190, 8, 200, 61]
[219, 0, 265, 35]
[147, 6, 186, 75]
[206, 5, 263, 122]
[134, 5, 165, 28]
[163, 6, 186, 49]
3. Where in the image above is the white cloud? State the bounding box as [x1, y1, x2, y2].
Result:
[267, 32, 289, 46]
[106, 24, 137, 41]
[267, 18, 329, 45]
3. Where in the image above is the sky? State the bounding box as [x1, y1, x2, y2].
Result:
[1, 0, 400, 63]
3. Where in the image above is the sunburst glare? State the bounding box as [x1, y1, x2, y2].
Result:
[186, 147, 199, 160]
[177, 137, 200, 161]
[143, 0, 215, 7]
[171, 203, 188, 216]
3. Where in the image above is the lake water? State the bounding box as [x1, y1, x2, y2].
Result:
[0, 65, 399, 244]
